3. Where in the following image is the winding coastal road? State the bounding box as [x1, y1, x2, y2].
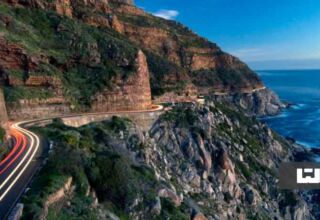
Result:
[0, 105, 164, 219]
[0, 90, 268, 218]
[0, 121, 43, 219]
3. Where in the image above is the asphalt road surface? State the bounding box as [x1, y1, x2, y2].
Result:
[0, 122, 45, 219]
[0, 106, 163, 219]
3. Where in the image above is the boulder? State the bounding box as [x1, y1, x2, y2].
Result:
[158, 188, 181, 207]
[191, 210, 207, 220]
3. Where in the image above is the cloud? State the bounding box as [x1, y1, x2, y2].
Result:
[153, 9, 179, 20]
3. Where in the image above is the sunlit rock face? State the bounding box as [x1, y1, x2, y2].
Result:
[0, 0, 281, 121]
[91, 50, 152, 112]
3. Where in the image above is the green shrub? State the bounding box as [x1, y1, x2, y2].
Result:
[145, 51, 188, 96]
[162, 107, 198, 128]
[87, 153, 139, 209]
[23, 116, 159, 218]
[155, 198, 189, 220]
[4, 86, 54, 102]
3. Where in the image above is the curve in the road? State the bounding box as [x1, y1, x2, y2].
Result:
[0, 122, 40, 201]
[0, 129, 22, 167]
[0, 105, 164, 217]
[0, 132, 27, 175]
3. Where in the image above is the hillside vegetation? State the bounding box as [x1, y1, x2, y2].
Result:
[21, 104, 314, 219]
[0, 0, 263, 109]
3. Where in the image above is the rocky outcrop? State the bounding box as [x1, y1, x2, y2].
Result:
[0, 37, 36, 73]
[145, 105, 314, 219]
[39, 177, 73, 220]
[24, 75, 61, 87]
[158, 188, 181, 207]
[21, 104, 317, 219]
[191, 211, 207, 220]
[154, 89, 198, 103]
[55, 0, 73, 18]
[91, 50, 152, 112]
[211, 88, 286, 116]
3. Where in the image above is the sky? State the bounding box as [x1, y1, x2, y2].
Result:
[135, 0, 320, 70]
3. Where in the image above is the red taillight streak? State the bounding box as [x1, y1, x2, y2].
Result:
[0, 130, 22, 167]
[0, 130, 27, 175]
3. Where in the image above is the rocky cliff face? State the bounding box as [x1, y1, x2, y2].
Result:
[0, 37, 37, 72]
[39, 177, 73, 220]
[211, 88, 286, 116]
[21, 104, 315, 219]
[0, 0, 272, 118]
[91, 50, 152, 112]
[0, 1, 155, 120]
[109, 2, 264, 95]
[0, 0, 284, 125]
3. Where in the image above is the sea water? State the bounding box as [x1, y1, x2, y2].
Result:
[258, 70, 320, 148]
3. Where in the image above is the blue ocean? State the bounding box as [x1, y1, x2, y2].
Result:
[258, 70, 320, 148]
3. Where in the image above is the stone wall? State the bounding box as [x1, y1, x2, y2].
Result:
[24, 109, 163, 132]
[62, 110, 162, 132]
[7, 103, 71, 120]
[39, 177, 73, 220]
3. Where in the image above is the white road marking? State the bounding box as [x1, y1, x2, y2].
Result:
[0, 106, 164, 201]
[0, 122, 40, 201]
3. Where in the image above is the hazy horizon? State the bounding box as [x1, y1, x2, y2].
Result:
[255, 68, 320, 71]
[249, 59, 320, 71]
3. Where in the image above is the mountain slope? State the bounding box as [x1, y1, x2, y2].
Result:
[20, 104, 314, 219]
[0, 0, 270, 122]
[112, 2, 263, 94]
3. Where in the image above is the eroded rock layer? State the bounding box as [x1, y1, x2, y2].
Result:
[91, 50, 152, 112]
[0, 0, 282, 121]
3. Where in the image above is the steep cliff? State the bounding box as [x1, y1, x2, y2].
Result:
[0, 0, 279, 122]
[211, 88, 287, 116]
[91, 50, 152, 112]
[0, 1, 153, 119]
[108, 2, 264, 96]
[21, 104, 315, 219]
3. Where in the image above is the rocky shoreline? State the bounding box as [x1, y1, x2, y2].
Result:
[210, 87, 287, 116]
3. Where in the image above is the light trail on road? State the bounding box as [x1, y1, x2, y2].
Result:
[0, 129, 22, 167]
[0, 131, 27, 175]
[0, 122, 40, 201]
[0, 106, 164, 218]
